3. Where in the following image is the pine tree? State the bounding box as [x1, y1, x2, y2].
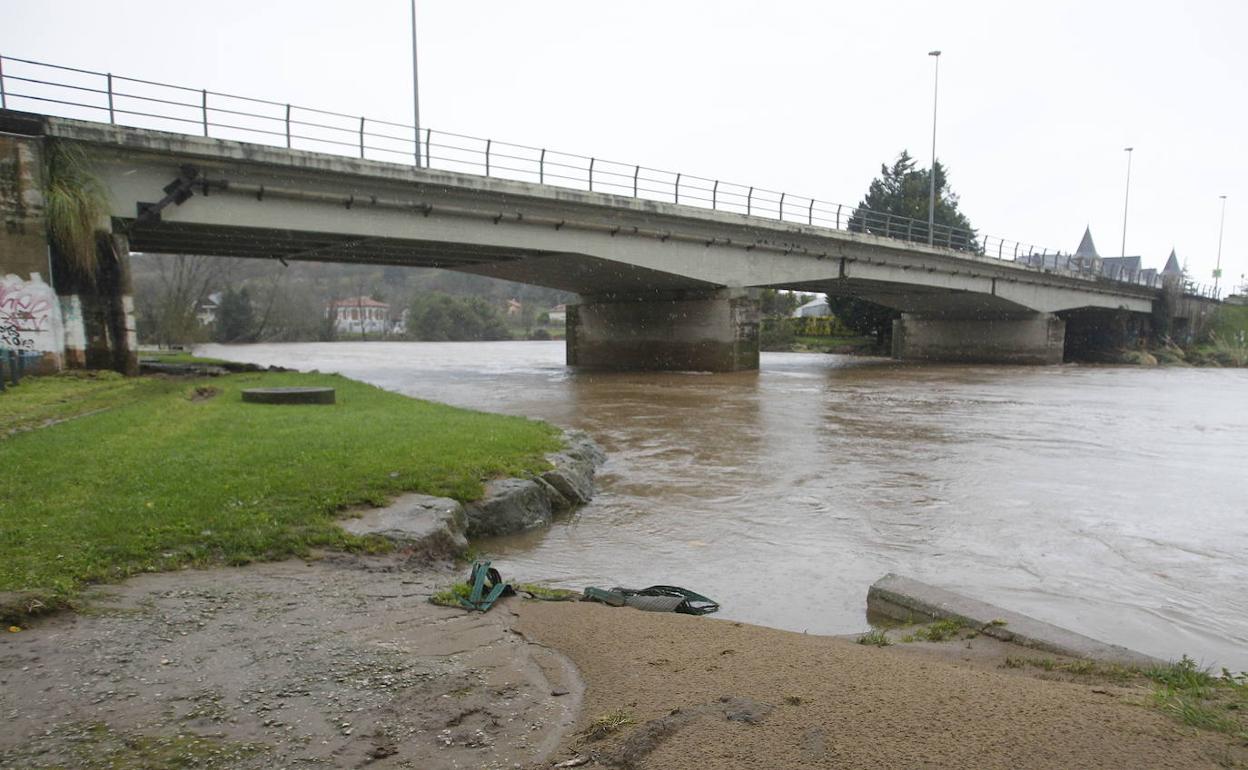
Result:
[848, 151, 978, 251]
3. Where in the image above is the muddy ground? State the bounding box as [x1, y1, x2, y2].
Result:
[0, 553, 580, 770]
[4, 554, 1245, 769]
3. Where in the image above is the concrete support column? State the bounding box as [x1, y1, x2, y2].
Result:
[2, 119, 137, 375]
[1, 124, 63, 374]
[567, 290, 759, 372]
[891, 312, 1066, 365]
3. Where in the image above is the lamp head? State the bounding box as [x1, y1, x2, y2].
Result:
[929, 50, 942, 56]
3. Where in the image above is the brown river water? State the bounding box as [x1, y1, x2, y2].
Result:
[199, 341, 1248, 670]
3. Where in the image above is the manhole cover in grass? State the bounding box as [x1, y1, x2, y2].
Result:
[241, 387, 336, 405]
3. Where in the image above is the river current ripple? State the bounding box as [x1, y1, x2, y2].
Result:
[201, 341, 1248, 669]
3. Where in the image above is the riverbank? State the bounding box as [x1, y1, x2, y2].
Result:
[0, 370, 561, 621]
[516, 601, 1247, 769]
[4, 554, 1245, 770]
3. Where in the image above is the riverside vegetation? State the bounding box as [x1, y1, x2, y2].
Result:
[0, 370, 561, 621]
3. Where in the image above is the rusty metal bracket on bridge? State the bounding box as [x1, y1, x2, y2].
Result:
[132, 164, 202, 227]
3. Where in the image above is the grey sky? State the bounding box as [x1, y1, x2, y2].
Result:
[4, 0, 1244, 289]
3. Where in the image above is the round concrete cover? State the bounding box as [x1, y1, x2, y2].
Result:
[241, 387, 336, 405]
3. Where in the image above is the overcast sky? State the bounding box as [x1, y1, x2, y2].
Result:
[4, 0, 1245, 290]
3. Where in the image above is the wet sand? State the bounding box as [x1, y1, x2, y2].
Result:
[515, 601, 1247, 769]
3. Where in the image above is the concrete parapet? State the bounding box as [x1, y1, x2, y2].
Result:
[567, 291, 759, 372]
[892, 312, 1065, 365]
[867, 573, 1164, 667]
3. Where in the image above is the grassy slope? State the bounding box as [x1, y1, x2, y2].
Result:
[0, 371, 560, 609]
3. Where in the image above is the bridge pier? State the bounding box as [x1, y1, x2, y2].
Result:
[891, 313, 1066, 365]
[0, 121, 137, 375]
[566, 290, 759, 372]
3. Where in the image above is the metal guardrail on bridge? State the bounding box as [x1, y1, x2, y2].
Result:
[0, 54, 1220, 300]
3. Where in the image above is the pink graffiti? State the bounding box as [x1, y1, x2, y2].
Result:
[0, 283, 53, 332]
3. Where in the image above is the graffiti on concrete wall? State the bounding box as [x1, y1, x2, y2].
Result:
[0, 273, 64, 354]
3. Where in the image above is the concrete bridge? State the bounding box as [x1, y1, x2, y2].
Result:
[0, 107, 1213, 373]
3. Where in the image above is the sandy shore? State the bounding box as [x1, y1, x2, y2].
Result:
[2, 556, 1243, 769]
[514, 601, 1246, 769]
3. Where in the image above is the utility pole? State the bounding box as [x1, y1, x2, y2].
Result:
[1120, 147, 1133, 257]
[411, 0, 422, 168]
[1214, 194, 1227, 296]
[927, 50, 941, 246]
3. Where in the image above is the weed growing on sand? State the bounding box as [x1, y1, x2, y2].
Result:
[783, 695, 804, 706]
[584, 709, 635, 740]
[1000, 654, 1248, 742]
[857, 629, 892, 647]
[1001, 657, 1137, 683]
[516, 583, 582, 602]
[901, 619, 964, 643]
[430, 583, 472, 608]
[1146, 657, 1248, 741]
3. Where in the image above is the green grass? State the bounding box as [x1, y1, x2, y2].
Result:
[1146, 658, 1248, 742]
[0, 371, 561, 619]
[516, 582, 581, 601]
[1001, 655, 1248, 742]
[856, 629, 893, 647]
[430, 582, 473, 608]
[139, 350, 230, 365]
[430, 581, 580, 608]
[1210, 305, 1248, 343]
[0, 722, 266, 770]
[901, 618, 965, 643]
[583, 708, 635, 740]
[793, 334, 877, 350]
[0, 371, 171, 435]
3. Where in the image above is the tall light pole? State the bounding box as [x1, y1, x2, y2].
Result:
[411, 0, 422, 168]
[1120, 147, 1133, 257]
[927, 50, 941, 246]
[1214, 194, 1228, 296]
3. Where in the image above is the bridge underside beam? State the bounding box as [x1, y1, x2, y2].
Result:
[567, 290, 760, 372]
[892, 313, 1066, 365]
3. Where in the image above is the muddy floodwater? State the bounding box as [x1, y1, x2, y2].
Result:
[200, 341, 1248, 669]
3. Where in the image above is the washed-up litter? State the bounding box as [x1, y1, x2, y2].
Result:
[458, 560, 515, 612]
[582, 585, 720, 615]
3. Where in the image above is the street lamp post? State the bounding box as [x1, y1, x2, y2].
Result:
[927, 50, 941, 246]
[411, 0, 422, 168]
[1214, 194, 1228, 296]
[1120, 147, 1133, 257]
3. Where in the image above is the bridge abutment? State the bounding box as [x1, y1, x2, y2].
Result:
[1, 120, 137, 375]
[566, 290, 759, 372]
[891, 313, 1066, 365]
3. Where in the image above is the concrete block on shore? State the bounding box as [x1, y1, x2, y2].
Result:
[341, 493, 468, 557]
[867, 573, 1164, 667]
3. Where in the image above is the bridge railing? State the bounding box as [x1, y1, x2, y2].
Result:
[0, 54, 1219, 300]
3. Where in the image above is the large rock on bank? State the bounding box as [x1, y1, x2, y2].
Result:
[341, 493, 468, 558]
[341, 431, 606, 547]
[464, 431, 606, 537]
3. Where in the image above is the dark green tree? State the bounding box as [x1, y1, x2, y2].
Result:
[214, 287, 256, 343]
[832, 152, 982, 348]
[848, 151, 978, 252]
[406, 293, 511, 341]
[759, 289, 811, 319]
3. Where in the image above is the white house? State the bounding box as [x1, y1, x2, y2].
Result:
[328, 297, 390, 335]
[792, 296, 831, 318]
[196, 292, 222, 326]
[547, 303, 567, 324]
